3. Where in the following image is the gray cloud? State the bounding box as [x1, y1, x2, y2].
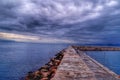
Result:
[0, 0, 120, 44]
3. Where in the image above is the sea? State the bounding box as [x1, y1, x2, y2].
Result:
[0, 40, 120, 80]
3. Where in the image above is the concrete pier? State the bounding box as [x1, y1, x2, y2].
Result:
[25, 46, 120, 80]
[52, 46, 120, 80]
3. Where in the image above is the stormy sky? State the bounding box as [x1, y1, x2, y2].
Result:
[0, 0, 120, 44]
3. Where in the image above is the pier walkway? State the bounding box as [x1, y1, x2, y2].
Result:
[52, 47, 120, 80]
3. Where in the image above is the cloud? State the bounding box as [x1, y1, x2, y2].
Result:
[0, 32, 75, 43]
[0, 0, 120, 44]
[106, 0, 118, 7]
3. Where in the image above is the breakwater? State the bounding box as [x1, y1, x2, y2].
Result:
[25, 46, 120, 80]
[72, 46, 120, 51]
[25, 50, 65, 80]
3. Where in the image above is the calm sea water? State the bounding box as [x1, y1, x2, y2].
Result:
[0, 40, 120, 80]
[86, 51, 120, 75]
[0, 40, 70, 80]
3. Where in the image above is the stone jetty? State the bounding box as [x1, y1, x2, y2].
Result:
[25, 50, 65, 80]
[25, 46, 120, 80]
[72, 46, 120, 51]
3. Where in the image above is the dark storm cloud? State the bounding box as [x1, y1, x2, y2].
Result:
[0, 0, 120, 44]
